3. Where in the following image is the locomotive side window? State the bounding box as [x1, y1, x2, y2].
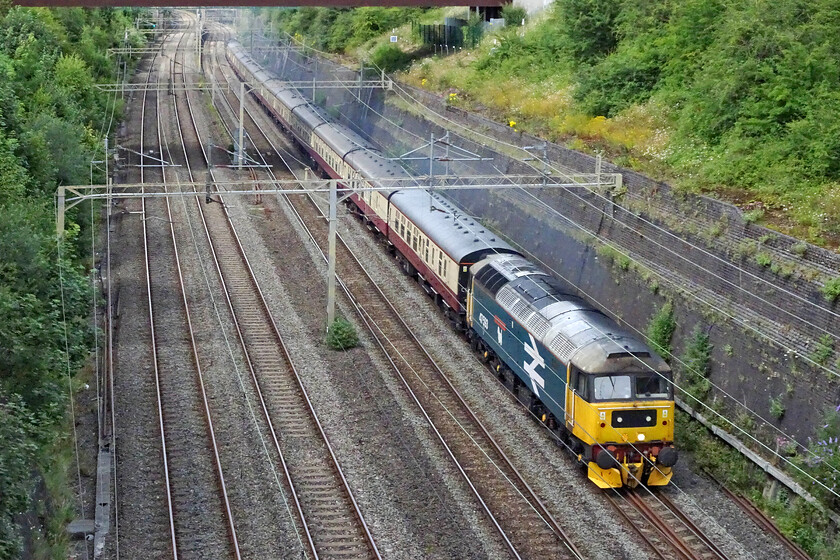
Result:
[574, 369, 588, 398]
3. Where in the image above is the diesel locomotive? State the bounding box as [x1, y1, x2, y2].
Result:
[226, 41, 678, 487]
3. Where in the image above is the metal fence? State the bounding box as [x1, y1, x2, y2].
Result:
[412, 21, 482, 51]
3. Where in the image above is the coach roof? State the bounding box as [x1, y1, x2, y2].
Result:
[390, 190, 517, 263]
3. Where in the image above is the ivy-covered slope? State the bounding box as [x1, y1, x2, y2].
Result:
[0, 6, 145, 558]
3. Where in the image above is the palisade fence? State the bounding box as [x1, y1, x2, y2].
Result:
[412, 20, 482, 52]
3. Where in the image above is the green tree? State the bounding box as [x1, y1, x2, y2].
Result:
[0, 396, 39, 560]
[556, 0, 620, 64]
[0, 133, 28, 205]
[647, 302, 676, 360]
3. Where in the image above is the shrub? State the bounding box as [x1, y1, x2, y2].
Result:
[501, 4, 527, 27]
[647, 302, 675, 360]
[769, 395, 785, 419]
[596, 243, 632, 271]
[680, 325, 713, 403]
[325, 317, 359, 350]
[755, 252, 772, 267]
[370, 44, 412, 73]
[743, 208, 765, 223]
[822, 277, 840, 303]
[791, 241, 808, 257]
[801, 408, 840, 512]
[811, 334, 834, 366]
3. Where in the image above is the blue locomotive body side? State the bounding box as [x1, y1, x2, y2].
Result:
[470, 284, 568, 424]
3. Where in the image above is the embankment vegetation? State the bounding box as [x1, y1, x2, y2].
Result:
[0, 6, 145, 558]
[259, 0, 840, 248]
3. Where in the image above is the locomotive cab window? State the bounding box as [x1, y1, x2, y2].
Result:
[591, 372, 673, 401]
[635, 373, 672, 399]
[593, 375, 632, 401]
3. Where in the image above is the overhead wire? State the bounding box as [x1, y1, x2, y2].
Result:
[238, 26, 840, 503]
[209, 41, 498, 525]
[261, 30, 840, 470]
[161, 30, 309, 556]
[305, 49, 840, 478]
[226, 25, 832, 544]
[386, 80, 840, 344]
[227, 32, 599, 552]
[264, 29, 833, 486]
[244, 29, 720, 504]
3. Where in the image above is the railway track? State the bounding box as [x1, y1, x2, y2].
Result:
[712, 477, 811, 560]
[204, 26, 816, 560]
[110, 29, 178, 560]
[607, 489, 729, 560]
[207, 33, 584, 560]
[139, 21, 241, 559]
[105, 16, 785, 560]
[172, 27, 382, 560]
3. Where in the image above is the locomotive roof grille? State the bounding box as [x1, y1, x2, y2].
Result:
[549, 334, 577, 363]
[473, 254, 671, 374]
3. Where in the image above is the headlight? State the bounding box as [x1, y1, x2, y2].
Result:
[637, 433, 646, 441]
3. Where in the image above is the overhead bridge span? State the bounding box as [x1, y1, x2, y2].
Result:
[17, 0, 504, 7]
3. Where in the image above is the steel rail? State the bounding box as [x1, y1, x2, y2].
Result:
[624, 491, 698, 559]
[167, 23, 318, 559]
[109, 23, 179, 560]
[178, 29, 381, 559]
[207, 37, 526, 559]
[137, 30, 179, 560]
[655, 492, 730, 560]
[202, 47, 381, 560]
[171, 94, 319, 560]
[161, 22, 243, 559]
[210, 35, 583, 560]
[202, 32, 381, 559]
[710, 476, 810, 560]
[610, 490, 731, 560]
[605, 491, 670, 560]
[180, 29, 319, 560]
